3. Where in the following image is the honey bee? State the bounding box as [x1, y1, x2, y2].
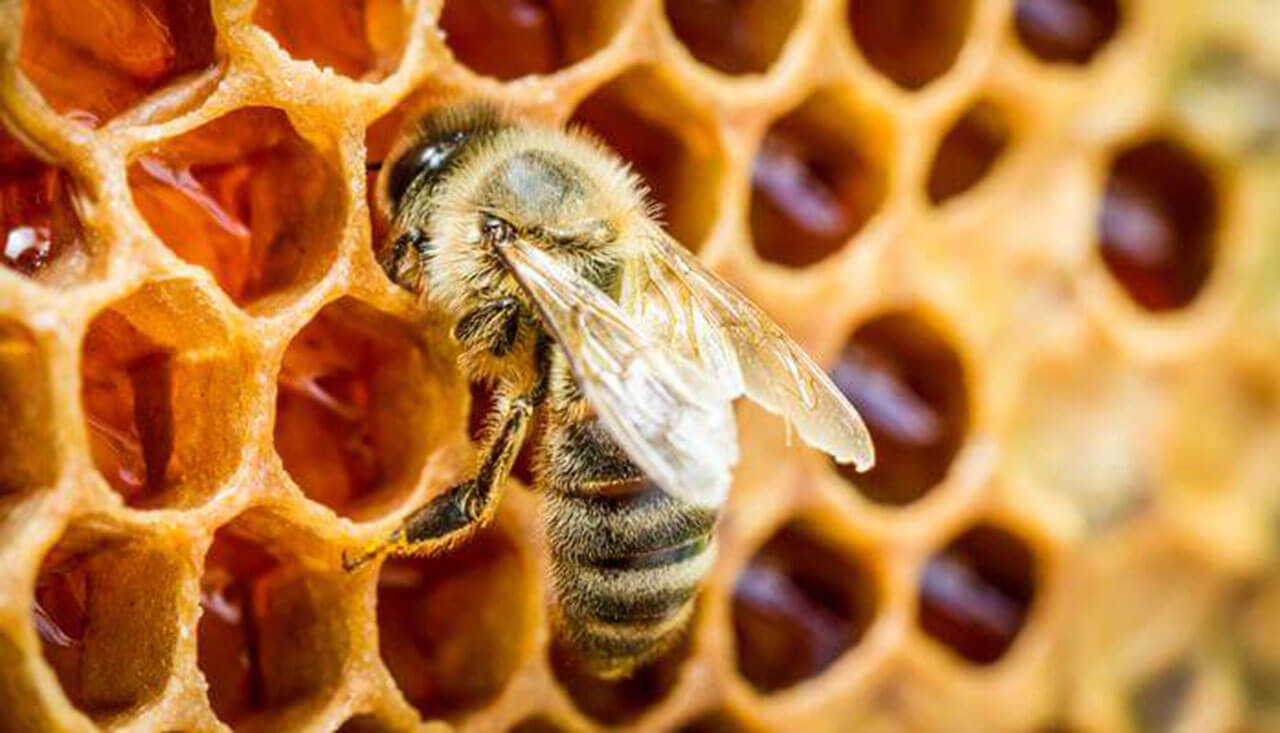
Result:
[345, 103, 874, 678]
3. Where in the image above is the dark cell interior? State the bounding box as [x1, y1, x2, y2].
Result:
[0, 321, 56, 496]
[34, 535, 180, 720]
[732, 523, 878, 693]
[927, 101, 1010, 205]
[572, 69, 723, 250]
[847, 0, 973, 90]
[1131, 660, 1195, 732]
[663, 0, 802, 75]
[550, 633, 690, 725]
[336, 714, 398, 733]
[198, 519, 349, 727]
[918, 525, 1036, 664]
[19, 0, 217, 126]
[80, 310, 178, 507]
[1015, 0, 1121, 65]
[253, 0, 407, 79]
[128, 107, 343, 307]
[830, 312, 969, 505]
[1, 129, 89, 284]
[1098, 138, 1218, 312]
[510, 716, 569, 733]
[377, 528, 527, 719]
[440, 0, 628, 80]
[679, 710, 763, 732]
[750, 93, 887, 267]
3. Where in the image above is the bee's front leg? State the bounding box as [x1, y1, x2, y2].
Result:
[453, 296, 523, 356]
[343, 394, 532, 571]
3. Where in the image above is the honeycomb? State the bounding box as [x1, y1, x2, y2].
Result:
[1, 0, 1278, 730]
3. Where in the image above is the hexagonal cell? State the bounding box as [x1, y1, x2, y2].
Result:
[0, 320, 57, 497]
[275, 297, 457, 519]
[440, 0, 630, 81]
[1015, 0, 1121, 65]
[1, 129, 94, 285]
[80, 281, 249, 508]
[829, 312, 969, 506]
[927, 100, 1011, 205]
[128, 107, 344, 308]
[1098, 138, 1218, 312]
[749, 90, 889, 267]
[663, 0, 802, 76]
[33, 529, 183, 721]
[847, 0, 973, 91]
[571, 68, 724, 250]
[732, 522, 878, 694]
[550, 633, 690, 726]
[18, 0, 217, 126]
[918, 524, 1036, 665]
[198, 511, 351, 727]
[253, 0, 408, 80]
[377, 527, 528, 719]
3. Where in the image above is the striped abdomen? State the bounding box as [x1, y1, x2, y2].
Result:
[539, 417, 718, 677]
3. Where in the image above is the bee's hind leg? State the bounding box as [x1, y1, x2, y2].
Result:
[342, 394, 533, 571]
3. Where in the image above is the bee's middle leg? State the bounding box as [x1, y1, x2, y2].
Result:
[343, 395, 532, 571]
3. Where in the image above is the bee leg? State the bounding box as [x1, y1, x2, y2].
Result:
[343, 395, 532, 571]
[453, 297, 522, 357]
[381, 227, 433, 284]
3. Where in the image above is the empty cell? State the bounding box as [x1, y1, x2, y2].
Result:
[829, 312, 969, 505]
[1098, 138, 1218, 312]
[80, 282, 248, 508]
[128, 107, 344, 307]
[664, 0, 802, 75]
[918, 525, 1036, 664]
[275, 298, 455, 519]
[749, 91, 888, 268]
[34, 532, 182, 721]
[254, 0, 407, 80]
[198, 514, 350, 727]
[927, 101, 1011, 205]
[848, 0, 972, 90]
[440, 0, 629, 81]
[19, 0, 217, 126]
[1015, 0, 1120, 65]
[377, 528, 528, 719]
[551, 633, 689, 725]
[1, 129, 92, 285]
[571, 69, 724, 249]
[732, 522, 878, 693]
[0, 320, 56, 496]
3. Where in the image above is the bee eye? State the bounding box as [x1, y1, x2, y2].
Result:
[387, 131, 467, 212]
[482, 215, 514, 243]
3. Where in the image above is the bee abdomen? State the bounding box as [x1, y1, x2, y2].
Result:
[544, 483, 718, 676]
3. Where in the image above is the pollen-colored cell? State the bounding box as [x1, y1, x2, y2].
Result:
[927, 101, 1010, 205]
[750, 91, 888, 267]
[128, 107, 343, 307]
[1098, 138, 1218, 312]
[830, 313, 969, 505]
[440, 0, 628, 80]
[571, 69, 723, 250]
[80, 282, 248, 508]
[198, 515, 351, 726]
[18, 0, 217, 125]
[732, 523, 878, 693]
[1, 130, 88, 284]
[1015, 0, 1121, 65]
[34, 534, 182, 720]
[918, 525, 1036, 664]
[664, 0, 802, 75]
[275, 298, 449, 519]
[377, 528, 528, 719]
[253, 0, 407, 79]
[848, 0, 972, 90]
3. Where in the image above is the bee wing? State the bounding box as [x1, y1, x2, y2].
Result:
[495, 238, 738, 508]
[623, 228, 875, 472]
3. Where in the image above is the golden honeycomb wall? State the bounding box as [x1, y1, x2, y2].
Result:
[1, 0, 1278, 731]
